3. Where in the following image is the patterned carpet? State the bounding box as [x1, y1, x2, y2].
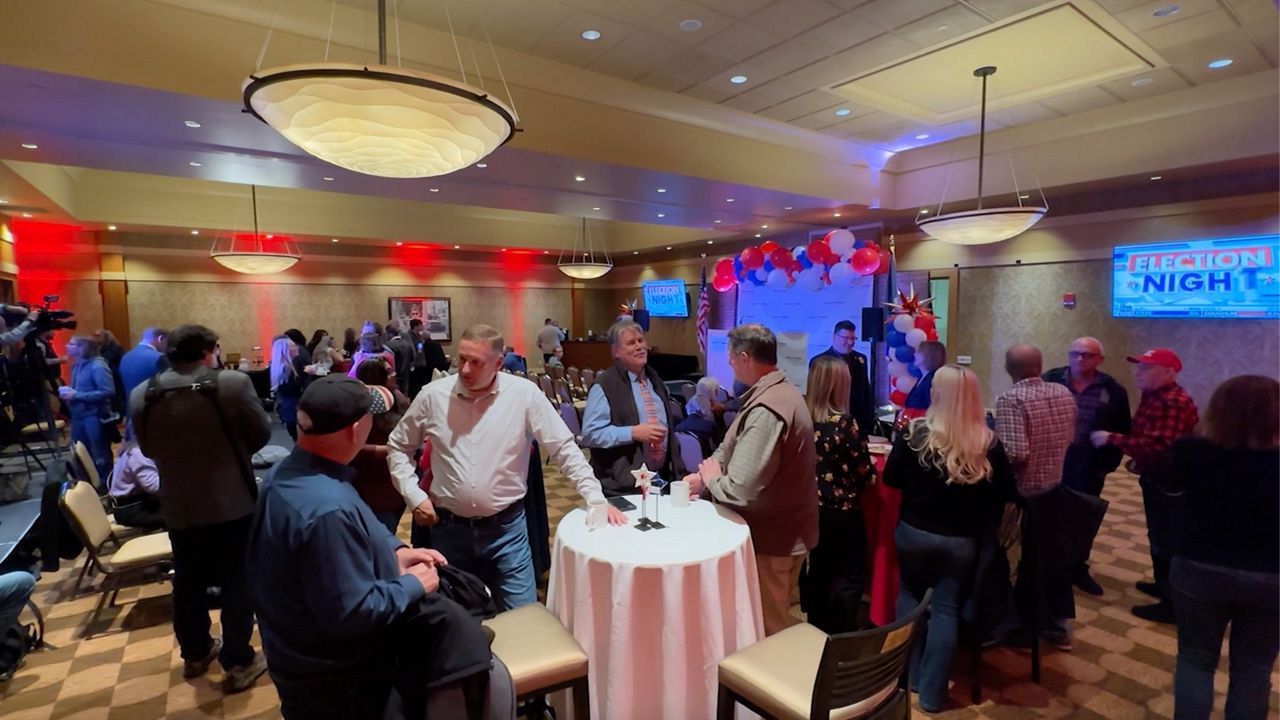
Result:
[0, 460, 1275, 719]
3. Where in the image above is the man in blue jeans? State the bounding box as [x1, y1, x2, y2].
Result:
[0, 571, 34, 630]
[388, 324, 626, 610]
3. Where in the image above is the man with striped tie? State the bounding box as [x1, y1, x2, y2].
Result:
[582, 319, 680, 496]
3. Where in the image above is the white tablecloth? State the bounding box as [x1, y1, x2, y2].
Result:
[547, 495, 764, 720]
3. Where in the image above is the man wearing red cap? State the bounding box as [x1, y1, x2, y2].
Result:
[1091, 348, 1198, 623]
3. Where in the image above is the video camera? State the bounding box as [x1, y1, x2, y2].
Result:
[2, 295, 77, 336]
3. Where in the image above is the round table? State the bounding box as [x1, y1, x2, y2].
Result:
[547, 495, 764, 720]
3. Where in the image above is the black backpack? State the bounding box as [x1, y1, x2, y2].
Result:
[0, 613, 40, 681]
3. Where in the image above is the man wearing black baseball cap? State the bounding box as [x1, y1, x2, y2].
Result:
[247, 375, 505, 718]
[1090, 347, 1199, 623]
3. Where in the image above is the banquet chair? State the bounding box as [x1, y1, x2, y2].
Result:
[549, 365, 566, 381]
[483, 603, 590, 720]
[558, 402, 582, 441]
[68, 448, 157, 594]
[60, 480, 173, 635]
[537, 375, 557, 404]
[678, 381, 696, 401]
[716, 590, 932, 720]
[723, 410, 738, 429]
[675, 432, 703, 474]
[566, 366, 581, 389]
[580, 368, 595, 389]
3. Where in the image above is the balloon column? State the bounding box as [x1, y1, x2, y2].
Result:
[710, 229, 890, 293]
[882, 286, 938, 409]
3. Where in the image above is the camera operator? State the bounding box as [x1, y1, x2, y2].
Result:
[0, 306, 40, 346]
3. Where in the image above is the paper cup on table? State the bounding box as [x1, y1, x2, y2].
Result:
[669, 481, 690, 508]
[586, 498, 609, 530]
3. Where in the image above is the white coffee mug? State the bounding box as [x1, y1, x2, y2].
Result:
[669, 481, 690, 508]
[586, 498, 609, 530]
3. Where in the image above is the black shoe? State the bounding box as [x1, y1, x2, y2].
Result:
[1132, 602, 1175, 624]
[1135, 581, 1164, 599]
[1074, 570, 1104, 596]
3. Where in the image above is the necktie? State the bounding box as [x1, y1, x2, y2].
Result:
[637, 376, 665, 465]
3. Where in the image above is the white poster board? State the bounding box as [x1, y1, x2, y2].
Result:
[736, 275, 875, 391]
[705, 329, 732, 392]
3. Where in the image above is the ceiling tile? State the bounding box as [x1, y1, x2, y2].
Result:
[1112, 0, 1221, 34]
[790, 103, 874, 129]
[757, 90, 846, 120]
[1163, 29, 1270, 83]
[812, 32, 919, 86]
[649, 1, 737, 45]
[850, 0, 952, 31]
[695, 22, 786, 61]
[482, 0, 577, 49]
[1226, 0, 1280, 25]
[984, 102, 1062, 127]
[691, 0, 776, 20]
[1098, 65, 1191, 99]
[746, 0, 847, 38]
[568, 0, 681, 26]
[853, 119, 914, 144]
[835, 110, 899, 133]
[1094, 0, 1154, 12]
[1038, 86, 1124, 115]
[960, 0, 1047, 22]
[891, 5, 989, 47]
[587, 30, 685, 80]
[1138, 8, 1240, 49]
[638, 49, 738, 90]
[721, 77, 809, 111]
[530, 10, 632, 66]
[682, 78, 742, 103]
[792, 11, 890, 54]
[1251, 23, 1279, 65]
[746, 32, 849, 75]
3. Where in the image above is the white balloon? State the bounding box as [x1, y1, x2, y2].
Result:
[766, 268, 789, 288]
[792, 246, 806, 259]
[827, 229, 856, 256]
[886, 359, 906, 377]
[799, 267, 824, 291]
[892, 313, 915, 333]
[828, 262, 855, 286]
[905, 328, 927, 349]
[897, 375, 917, 394]
[755, 268, 769, 282]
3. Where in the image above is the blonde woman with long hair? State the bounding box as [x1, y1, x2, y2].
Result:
[883, 365, 1016, 712]
[269, 336, 305, 439]
[799, 355, 876, 634]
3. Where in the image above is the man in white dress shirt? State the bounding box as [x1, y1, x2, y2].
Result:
[388, 324, 625, 610]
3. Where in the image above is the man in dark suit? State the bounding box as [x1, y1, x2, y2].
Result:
[809, 321, 875, 437]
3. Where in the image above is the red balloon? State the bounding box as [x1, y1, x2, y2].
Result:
[926, 329, 939, 342]
[769, 247, 792, 271]
[712, 273, 736, 292]
[760, 240, 779, 255]
[714, 257, 734, 277]
[889, 389, 907, 406]
[806, 240, 830, 265]
[873, 246, 891, 275]
[889, 375, 898, 389]
[740, 247, 765, 270]
[914, 313, 935, 331]
[850, 246, 881, 275]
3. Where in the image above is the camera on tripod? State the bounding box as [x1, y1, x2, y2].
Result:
[2, 295, 77, 336]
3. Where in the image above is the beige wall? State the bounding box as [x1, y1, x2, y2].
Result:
[953, 260, 1280, 411]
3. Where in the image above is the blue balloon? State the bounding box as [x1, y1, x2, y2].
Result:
[748, 271, 766, 287]
[853, 239, 866, 249]
[894, 345, 916, 363]
[885, 329, 906, 347]
[908, 363, 924, 378]
[763, 260, 774, 273]
[797, 252, 813, 270]
[733, 256, 744, 276]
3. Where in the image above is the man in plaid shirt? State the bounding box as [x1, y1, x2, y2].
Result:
[1092, 348, 1198, 624]
[994, 345, 1077, 648]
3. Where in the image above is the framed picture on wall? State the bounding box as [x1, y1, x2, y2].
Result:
[388, 296, 451, 341]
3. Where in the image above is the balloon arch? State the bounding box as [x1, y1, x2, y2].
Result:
[710, 229, 889, 293]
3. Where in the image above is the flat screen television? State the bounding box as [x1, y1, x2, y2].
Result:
[1112, 235, 1280, 319]
[642, 279, 689, 318]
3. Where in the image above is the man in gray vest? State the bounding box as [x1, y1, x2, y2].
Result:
[581, 319, 679, 495]
[685, 324, 818, 636]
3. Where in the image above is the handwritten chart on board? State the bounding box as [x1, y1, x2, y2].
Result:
[736, 276, 875, 390]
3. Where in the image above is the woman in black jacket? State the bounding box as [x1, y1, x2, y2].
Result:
[884, 365, 1016, 712]
[1170, 375, 1278, 720]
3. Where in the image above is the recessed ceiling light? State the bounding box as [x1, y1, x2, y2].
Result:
[476, 163, 488, 168]
[574, 175, 586, 182]
[714, 219, 722, 224]
[188, 161, 202, 167]
[657, 213, 666, 218]
[919, 209, 930, 215]
[725, 198, 735, 203]
[1151, 4, 1179, 17]
[937, 24, 949, 30]
[1207, 58, 1233, 69]
[834, 108, 851, 117]
[754, 234, 762, 238]
[266, 234, 274, 239]
[915, 133, 930, 140]
[666, 246, 673, 250]
[633, 251, 639, 255]
[679, 19, 702, 32]
[543, 250, 550, 254]
[429, 187, 439, 192]
[1018, 194, 1030, 199]
[501, 248, 507, 252]
[190, 230, 199, 235]
[0, 199, 6, 204]
[656, 187, 667, 193]
[20, 143, 37, 150]
[107, 225, 117, 231]
[729, 75, 748, 85]
[21, 213, 32, 218]
[833, 212, 841, 217]
[1130, 77, 1154, 87]
[396, 242, 403, 246]
[706, 240, 713, 244]
[453, 245, 460, 249]
[581, 29, 602, 41]
[761, 225, 768, 229]
[784, 206, 792, 210]
[1150, 175, 1163, 180]
[322, 176, 335, 181]
[592, 207, 601, 211]
[183, 120, 202, 128]
[331, 238, 339, 243]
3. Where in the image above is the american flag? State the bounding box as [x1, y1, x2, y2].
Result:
[696, 265, 710, 357]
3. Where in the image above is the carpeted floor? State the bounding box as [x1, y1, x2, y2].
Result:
[0, 460, 1275, 719]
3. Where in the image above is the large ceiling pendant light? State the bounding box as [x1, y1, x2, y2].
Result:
[210, 186, 301, 275]
[917, 66, 1047, 246]
[243, 0, 518, 179]
[558, 218, 612, 280]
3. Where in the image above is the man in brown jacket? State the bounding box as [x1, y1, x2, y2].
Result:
[686, 324, 818, 636]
